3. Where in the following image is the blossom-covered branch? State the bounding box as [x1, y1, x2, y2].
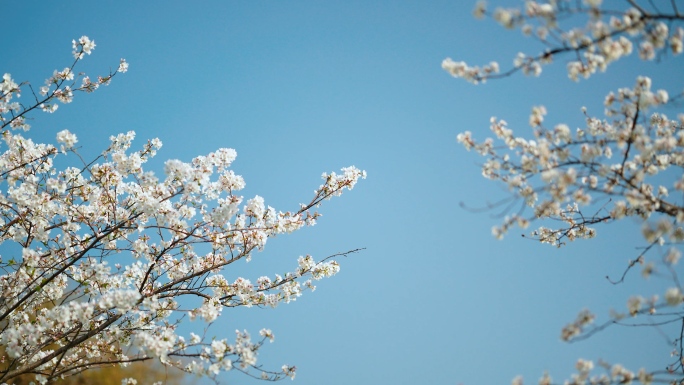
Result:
[442, 1, 683, 83]
[446, 1, 684, 384]
[0, 37, 365, 384]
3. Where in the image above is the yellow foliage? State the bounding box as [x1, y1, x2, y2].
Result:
[6, 361, 189, 385]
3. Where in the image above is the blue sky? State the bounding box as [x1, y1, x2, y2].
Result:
[3, 1, 684, 384]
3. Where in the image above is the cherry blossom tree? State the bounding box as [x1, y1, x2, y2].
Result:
[444, 1, 684, 384]
[0, 36, 365, 384]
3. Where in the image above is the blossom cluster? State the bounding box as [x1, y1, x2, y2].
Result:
[0, 37, 365, 384]
[511, 359, 654, 385]
[1, 36, 128, 131]
[443, 1, 684, 83]
[458, 77, 680, 247]
[459, 77, 684, 354]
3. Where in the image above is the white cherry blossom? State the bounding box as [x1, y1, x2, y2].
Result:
[449, 2, 684, 384]
[0, 36, 365, 384]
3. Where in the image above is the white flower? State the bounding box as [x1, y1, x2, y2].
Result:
[211, 340, 227, 358]
[245, 195, 265, 218]
[665, 287, 683, 306]
[473, 1, 486, 19]
[259, 328, 275, 342]
[627, 296, 643, 315]
[118, 59, 129, 73]
[56, 129, 78, 149]
[81, 36, 96, 53]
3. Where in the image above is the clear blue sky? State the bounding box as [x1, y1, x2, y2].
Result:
[3, 1, 683, 384]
